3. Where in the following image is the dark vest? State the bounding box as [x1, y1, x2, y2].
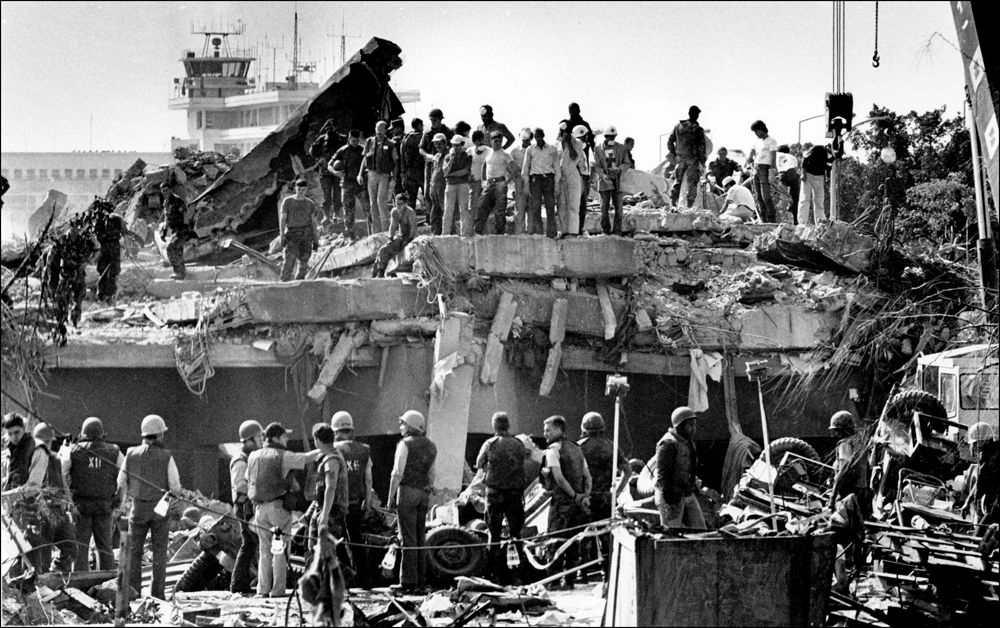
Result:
[367, 137, 396, 174]
[35, 442, 67, 492]
[546, 437, 586, 501]
[335, 440, 371, 503]
[4, 436, 35, 490]
[315, 450, 350, 512]
[578, 435, 616, 494]
[125, 441, 172, 501]
[482, 434, 526, 491]
[69, 439, 120, 502]
[247, 444, 287, 505]
[656, 429, 698, 502]
[400, 434, 436, 489]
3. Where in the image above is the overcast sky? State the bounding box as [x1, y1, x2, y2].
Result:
[1, 1, 967, 168]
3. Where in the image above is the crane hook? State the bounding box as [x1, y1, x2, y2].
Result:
[872, 53, 880, 68]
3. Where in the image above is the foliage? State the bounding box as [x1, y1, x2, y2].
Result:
[903, 174, 976, 246]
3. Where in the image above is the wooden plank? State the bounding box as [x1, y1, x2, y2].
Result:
[596, 282, 617, 340]
[539, 343, 563, 397]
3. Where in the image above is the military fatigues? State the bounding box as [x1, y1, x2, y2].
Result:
[655, 429, 705, 528]
[229, 446, 257, 593]
[578, 435, 627, 578]
[67, 438, 121, 571]
[123, 441, 174, 598]
[399, 131, 425, 210]
[279, 196, 319, 282]
[333, 144, 368, 237]
[832, 437, 871, 519]
[476, 433, 527, 583]
[4, 436, 35, 490]
[667, 119, 707, 208]
[373, 206, 417, 278]
[544, 436, 588, 587]
[46, 230, 97, 334]
[395, 435, 437, 588]
[162, 193, 191, 279]
[309, 130, 347, 221]
[24, 442, 77, 574]
[94, 211, 125, 302]
[336, 439, 372, 587]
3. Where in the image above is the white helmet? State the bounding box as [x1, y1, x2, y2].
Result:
[399, 410, 426, 433]
[332, 411, 354, 431]
[141, 414, 168, 437]
[604, 125, 618, 137]
[968, 422, 996, 444]
[572, 125, 588, 139]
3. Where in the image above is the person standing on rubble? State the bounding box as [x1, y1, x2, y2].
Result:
[748, 120, 779, 222]
[3, 412, 35, 490]
[476, 412, 527, 585]
[373, 193, 417, 278]
[119, 415, 182, 599]
[827, 411, 870, 518]
[469, 131, 490, 222]
[541, 415, 592, 590]
[428, 133, 449, 235]
[400, 118, 426, 211]
[798, 143, 833, 225]
[522, 128, 560, 238]
[333, 411, 374, 589]
[667, 106, 708, 210]
[443, 135, 474, 236]
[572, 125, 593, 234]
[160, 181, 192, 280]
[278, 178, 321, 282]
[387, 410, 437, 594]
[708, 148, 742, 192]
[229, 420, 263, 594]
[420, 109, 454, 202]
[593, 126, 630, 236]
[246, 422, 322, 598]
[360, 121, 397, 233]
[476, 130, 518, 235]
[309, 120, 347, 230]
[478, 105, 516, 150]
[776, 144, 801, 222]
[556, 121, 585, 236]
[333, 130, 366, 240]
[62, 417, 123, 572]
[390, 119, 407, 198]
[92, 199, 126, 303]
[655, 407, 706, 528]
[624, 138, 637, 169]
[578, 412, 630, 582]
[510, 128, 533, 235]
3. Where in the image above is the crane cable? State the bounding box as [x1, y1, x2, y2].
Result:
[873, 1, 881, 68]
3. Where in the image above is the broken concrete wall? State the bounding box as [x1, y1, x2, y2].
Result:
[243, 278, 433, 323]
[192, 37, 405, 238]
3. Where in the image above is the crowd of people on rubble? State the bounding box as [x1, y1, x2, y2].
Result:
[3, 402, 997, 601]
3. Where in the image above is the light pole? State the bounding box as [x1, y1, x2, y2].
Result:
[798, 114, 825, 146]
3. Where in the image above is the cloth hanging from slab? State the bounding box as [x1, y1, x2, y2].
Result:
[687, 349, 724, 412]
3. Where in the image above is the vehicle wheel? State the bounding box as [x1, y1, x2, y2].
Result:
[175, 551, 223, 593]
[206, 568, 232, 591]
[426, 525, 485, 581]
[883, 390, 947, 431]
[761, 437, 820, 465]
[635, 456, 657, 499]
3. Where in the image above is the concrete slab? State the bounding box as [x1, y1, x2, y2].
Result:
[243, 278, 434, 323]
[500, 282, 627, 337]
[317, 233, 390, 272]
[145, 278, 272, 299]
[584, 208, 722, 234]
[737, 305, 841, 349]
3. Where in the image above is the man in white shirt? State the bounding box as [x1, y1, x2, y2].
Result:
[720, 177, 759, 223]
[510, 129, 533, 235]
[521, 128, 560, 238]
[468, 131, 490, 225]
[775, 144, 800, 223]
[747, 120, 778, 222]
[476, 131, 517, 234]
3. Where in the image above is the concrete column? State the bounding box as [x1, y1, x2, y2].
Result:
[427, 312, 476, 492]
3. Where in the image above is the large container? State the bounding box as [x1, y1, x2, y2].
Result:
[607, 529, 835, 627]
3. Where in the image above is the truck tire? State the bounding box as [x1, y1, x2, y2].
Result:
[426, 525, 485, 581]
[206, 568, 232, 591]
[635, 456, 657, 499]
[760, 437, 820, 465]
[883, 390, 947, 427]
[175, 551, 223, 593]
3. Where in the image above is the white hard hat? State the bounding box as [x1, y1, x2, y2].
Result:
[433, 133, 447, 143]
[239, 420, 263, 441]
[332, 411, 354, 431]
[968, 422, 996, 444]
[721, 176, 735, 187]
[572, 125, 588, 139]
[450, 135, 465, 145]
[604, 125, 618, 137]
[399, 410, 426, 432]
[141, 414, 168, 437]
[519, 128, 532, 140]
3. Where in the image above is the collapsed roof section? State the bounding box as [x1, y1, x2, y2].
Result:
[191, 37, 405, 238]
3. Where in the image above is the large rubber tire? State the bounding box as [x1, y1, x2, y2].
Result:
[425, 525, 485, 581]
[635, 456, 657, 499]
[206, 568, 232, 591]
[883, 389, 947, 426]
[175, 551, 224, 593]
[760, 437, 820, 465]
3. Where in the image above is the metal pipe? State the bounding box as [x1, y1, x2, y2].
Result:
[611, 393, 622, 515]
[756, 379, 777, 515]
[966, 100, 999, 322]
[798, 114, 825, 145]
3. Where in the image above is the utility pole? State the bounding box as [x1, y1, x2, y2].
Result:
[967, 100, 999, 323]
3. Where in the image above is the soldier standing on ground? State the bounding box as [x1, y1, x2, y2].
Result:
[475, 412, 527, 585]
[332, 411, 373, 589]
[668, 106, 707, 209]
[577, 412, 630, 582]
[828, 411, 870, 516]
[229, 420, 263, 593]
[655, 407, 706, 528]
[310, 423, 352, 577]
[160, 182, 192, 280]
[541, 415, 591, 590]
[62, 417, 123, 571]
[387, 410, 437, 594]
[278, 178, 321, 282]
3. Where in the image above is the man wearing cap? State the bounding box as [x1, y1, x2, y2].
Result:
[278, 179, 321, 282]
[246, 422, 322, 598]
[159, 181, 192, 280]
[230, 420, 263, 593]
[62, 417, 124, 571]
[373, 193, 418, 278]
[708, 148, 743, 192]
[655, 407, 706, 528]
[309, 120, 347, 227]
[593, 127, 631, 236]
[521, 128, 561, 238]
[478, 105, 515, 150]
[541, 415, 592, 590]
[420, 108, 454, 202]
[443, 134, 473, 236]
[119, 415, 182, 598]
[387, 410, 437, 593]
[510, 128, 533, 235]
[360, 121, 397, 233]
[3, 412, 35, 490]
[333, 411, 373, 588]
[427, 133, 450, 235]
[475, 131, 518, 235]
[333, 130, 367, 239]
[720, 177, 759, 223]
[13, 422, 77, 574]
[399, 119, 426, 211]
[557, 121, 585, 236]
[828, 411, 870, 516]
[476, 412, 527, 584]
[578, 412, 630, 581]
[667, 106, 708, 209]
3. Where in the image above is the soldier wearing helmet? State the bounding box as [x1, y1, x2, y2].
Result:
[655, 407, 706, 529]
[64, 416, 124, 571]
[828, 410, 870, 514]
[475, 412, 527, 584]
[387, 410, 437, 593]
[332, 411, 373, 588]
[578, 412, 630, 582]
[229, 420, 263, 593]
[541, 415, 592, 590]
[119, 415, 182, 599]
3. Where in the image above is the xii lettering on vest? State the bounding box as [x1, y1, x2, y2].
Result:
[89, 456, 102, 469]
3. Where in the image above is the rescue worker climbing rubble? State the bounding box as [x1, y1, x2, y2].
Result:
[229, 420, 263, 593]
[309, 120, 347, 229]
[332, 130, 367, 240]
[160, 181, 192, 280]
[667, 106, 708, 209]
[475, 412, 527, 585]
[333, 411, 374, 589]
[387, 410, 437, 594]
[541, 415, 592, 590]
[655, 407, 706, 529]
